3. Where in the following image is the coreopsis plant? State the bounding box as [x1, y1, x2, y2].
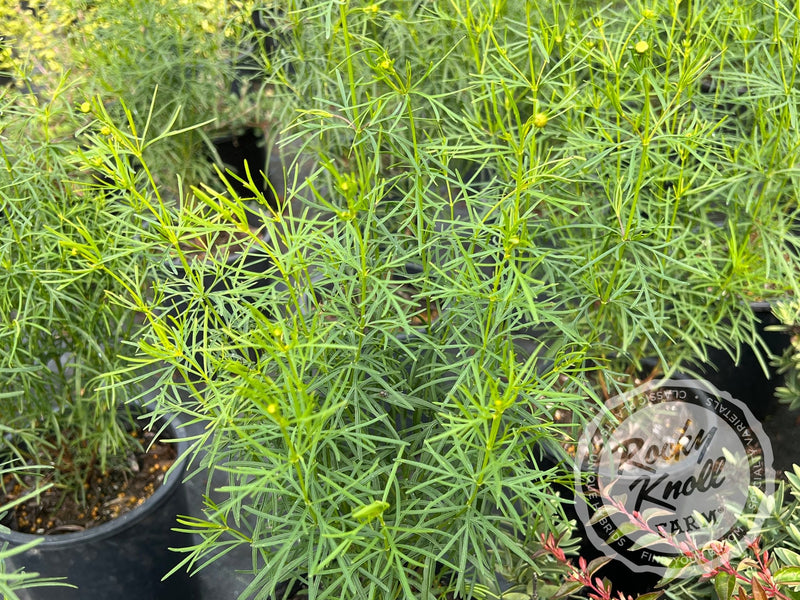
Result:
[261, 0, 800, 374]
[64, 88, 594, 598]
[446, 0, 800, 372]
[57, 0, 800, 598]
[0, 81, 155, 525]
[1, 0, 273, 199]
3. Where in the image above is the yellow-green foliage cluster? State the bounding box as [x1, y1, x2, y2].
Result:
[0, 0, 257, 89]
[0, 0, 72, 81]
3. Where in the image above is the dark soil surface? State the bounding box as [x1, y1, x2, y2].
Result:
[0, 428, 176, 535]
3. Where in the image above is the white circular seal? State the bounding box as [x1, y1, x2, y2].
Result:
[574, 377, 774, 577]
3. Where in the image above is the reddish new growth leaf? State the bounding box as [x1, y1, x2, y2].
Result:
[539, 533, 649, 600]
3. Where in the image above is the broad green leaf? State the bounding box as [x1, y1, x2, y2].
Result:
[714, 572, 736, 600]
[553, 580, 584, 598]
[788, 523, 800, 545]
[586, 556, 613, 577]
[629, 532, 668, 550]
[640, 507, 673, 522]
[775, 549, 800, 568]
[614, 521, 644, 538]
[774, 567, 800, 585]
[786, 467, 800, 492]
[588, 505, 620, 525]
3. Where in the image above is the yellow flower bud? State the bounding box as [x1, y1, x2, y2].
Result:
[635, 40, 650, 54]
[79, 101, 91, 113]
[533, 113, 548, 128]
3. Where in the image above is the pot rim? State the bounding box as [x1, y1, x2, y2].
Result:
[0, 411, 190, 550]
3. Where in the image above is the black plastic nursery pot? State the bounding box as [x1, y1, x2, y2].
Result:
[698, 301, 791, 421]
[0, 414, 197, 600]
[210, 128, 290, 217]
